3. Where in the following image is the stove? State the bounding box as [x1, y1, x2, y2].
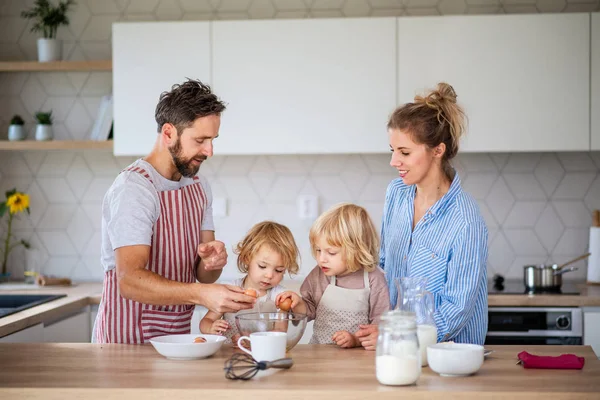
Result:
[487, 279, 581, 295]
[486, 278, 584, 346]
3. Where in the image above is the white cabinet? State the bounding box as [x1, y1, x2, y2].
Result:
[112, 22, 211, 156]
[397, 14, 590, 153]
[0, 323, 44, 343]
[43, 308, 90, 343]
[212, 18, 396, 155]
[584, 308, 600, 358]
[592, 13, 600, 151]
[90, 304, 98, 339]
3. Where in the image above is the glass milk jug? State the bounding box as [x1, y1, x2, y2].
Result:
[395, 276, 428, 312]
[376, 311, 421, 386]
[395, 277, 438, 366]
[414, 291, 437, 367]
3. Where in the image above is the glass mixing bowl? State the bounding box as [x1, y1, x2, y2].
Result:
[235, 312, 308, 351]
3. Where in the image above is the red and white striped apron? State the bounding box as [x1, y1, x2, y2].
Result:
[94, 166, 207, 344]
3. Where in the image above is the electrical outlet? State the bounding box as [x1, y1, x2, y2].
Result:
[297, 195, 319, 220]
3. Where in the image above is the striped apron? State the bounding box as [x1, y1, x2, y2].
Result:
[94, 166, 207, 344]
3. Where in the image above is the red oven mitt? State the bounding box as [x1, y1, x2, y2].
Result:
[517, 351, 585, 369]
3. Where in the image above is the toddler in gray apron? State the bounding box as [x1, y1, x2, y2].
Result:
[276, 203, 390, 348]
[199, 221, 301, 344]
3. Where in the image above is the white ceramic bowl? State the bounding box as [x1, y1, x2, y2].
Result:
[149, 334, 225, 360]
[427, 343, 484, 377]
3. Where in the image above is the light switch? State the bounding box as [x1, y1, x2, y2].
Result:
[213, 197, 227, 217]
[297, 195, 319, 220]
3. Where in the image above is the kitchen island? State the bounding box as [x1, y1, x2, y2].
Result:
[0, 344, 598, 399]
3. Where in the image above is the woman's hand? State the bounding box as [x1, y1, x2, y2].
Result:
[355, 324, 378, 351]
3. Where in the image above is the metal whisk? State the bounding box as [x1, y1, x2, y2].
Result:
[224, 353, 294, 380]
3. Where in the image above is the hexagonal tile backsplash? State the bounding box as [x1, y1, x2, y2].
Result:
[0, 0, 599, 283]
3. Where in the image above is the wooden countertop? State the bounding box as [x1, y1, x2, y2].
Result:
[0, 344, 598, 399]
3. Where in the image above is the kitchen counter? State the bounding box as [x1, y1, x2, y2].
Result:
[0, 283, 102, 337]
[487, 283, 600, 307]
[2, 281, 600, 338]
[0, 344, 598, 399]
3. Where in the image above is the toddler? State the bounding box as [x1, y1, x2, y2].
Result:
[277, 203, 390, 348]
[200, 221, 300, 343]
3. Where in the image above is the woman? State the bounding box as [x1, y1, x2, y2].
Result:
[356, 82, 488, 349]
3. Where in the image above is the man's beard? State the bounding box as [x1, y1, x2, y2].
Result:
[168, 138, 206, 178]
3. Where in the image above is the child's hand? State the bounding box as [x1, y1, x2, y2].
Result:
[355, 324, 378, 351]
[209, 319, 229, 335]
[332, 330, 358, 348]
[276, 291, 302, 310]
[232, 333, 249, 350]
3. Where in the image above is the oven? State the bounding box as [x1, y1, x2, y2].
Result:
[485, 307, 583, 345]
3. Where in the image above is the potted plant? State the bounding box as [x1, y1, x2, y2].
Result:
[0, 189, 31, 283]
[8, 115, 26, 141]
[21, 0, 76, 62]
[34, 111, 53, 141]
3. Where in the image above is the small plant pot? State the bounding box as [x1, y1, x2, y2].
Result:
[8, 124, 26, 141]
[37, 38, 62, 62]
[35, 124, 53, 141]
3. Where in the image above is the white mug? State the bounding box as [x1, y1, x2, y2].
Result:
[237, 332, 287, 362]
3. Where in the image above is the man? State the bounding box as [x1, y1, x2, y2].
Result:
[93, 79, 255, 343]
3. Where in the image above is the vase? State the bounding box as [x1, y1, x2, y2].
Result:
[37, 38, 62, 62]
[8, 125, 26, 141]
[35, 124, 53, 141]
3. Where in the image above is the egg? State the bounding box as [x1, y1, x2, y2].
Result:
[193, 336, 206, 343]
[244, 288, 258, 298]
[279, 298, 293, 312]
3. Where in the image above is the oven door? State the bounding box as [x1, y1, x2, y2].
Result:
[486, 307, 583, 346]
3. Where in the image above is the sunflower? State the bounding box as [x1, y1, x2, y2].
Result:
[6, 192, 29, 214]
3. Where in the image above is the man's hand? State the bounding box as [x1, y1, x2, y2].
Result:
[197, 240, 227, 271]
[198, 284, 256, 313]
[355, 324, 378, 351]
[209, 319, 229, 335]
[332, 330, 358, 348]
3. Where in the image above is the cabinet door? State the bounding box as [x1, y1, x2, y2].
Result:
[0, 323, 44, 343]
[397, 14, 590, 152]
[44, 309, 90, 343]
[212, 18, 396, 155]
[584, 309, 600, 358]
[592, 13, 600, 151]
[113, 22, 211, 156]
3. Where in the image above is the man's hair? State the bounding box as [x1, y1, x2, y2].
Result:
[155, 78, 226, 134]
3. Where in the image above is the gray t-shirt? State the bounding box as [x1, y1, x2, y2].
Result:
[100, 159, 214, 273]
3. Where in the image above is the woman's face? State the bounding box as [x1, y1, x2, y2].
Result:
[388, 128, 439, 186]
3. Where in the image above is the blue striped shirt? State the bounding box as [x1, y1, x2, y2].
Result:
[380, 173, 488, 345]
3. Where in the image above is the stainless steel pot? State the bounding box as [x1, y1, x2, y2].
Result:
[523, 264, 578, 292]
[523, 253, 590, 292]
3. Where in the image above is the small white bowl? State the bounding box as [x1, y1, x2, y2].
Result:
[427, 342, 484, 377]
[149, 334, 225, 360]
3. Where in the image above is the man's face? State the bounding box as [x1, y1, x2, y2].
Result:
[168, 114, 221, 178]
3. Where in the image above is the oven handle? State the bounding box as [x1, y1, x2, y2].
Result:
[486, 331, 582, 337]
[488, 307, 582, 313]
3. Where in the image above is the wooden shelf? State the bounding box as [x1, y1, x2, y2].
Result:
[0, 140, 113, 151]
[0, 60, 112, 72]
